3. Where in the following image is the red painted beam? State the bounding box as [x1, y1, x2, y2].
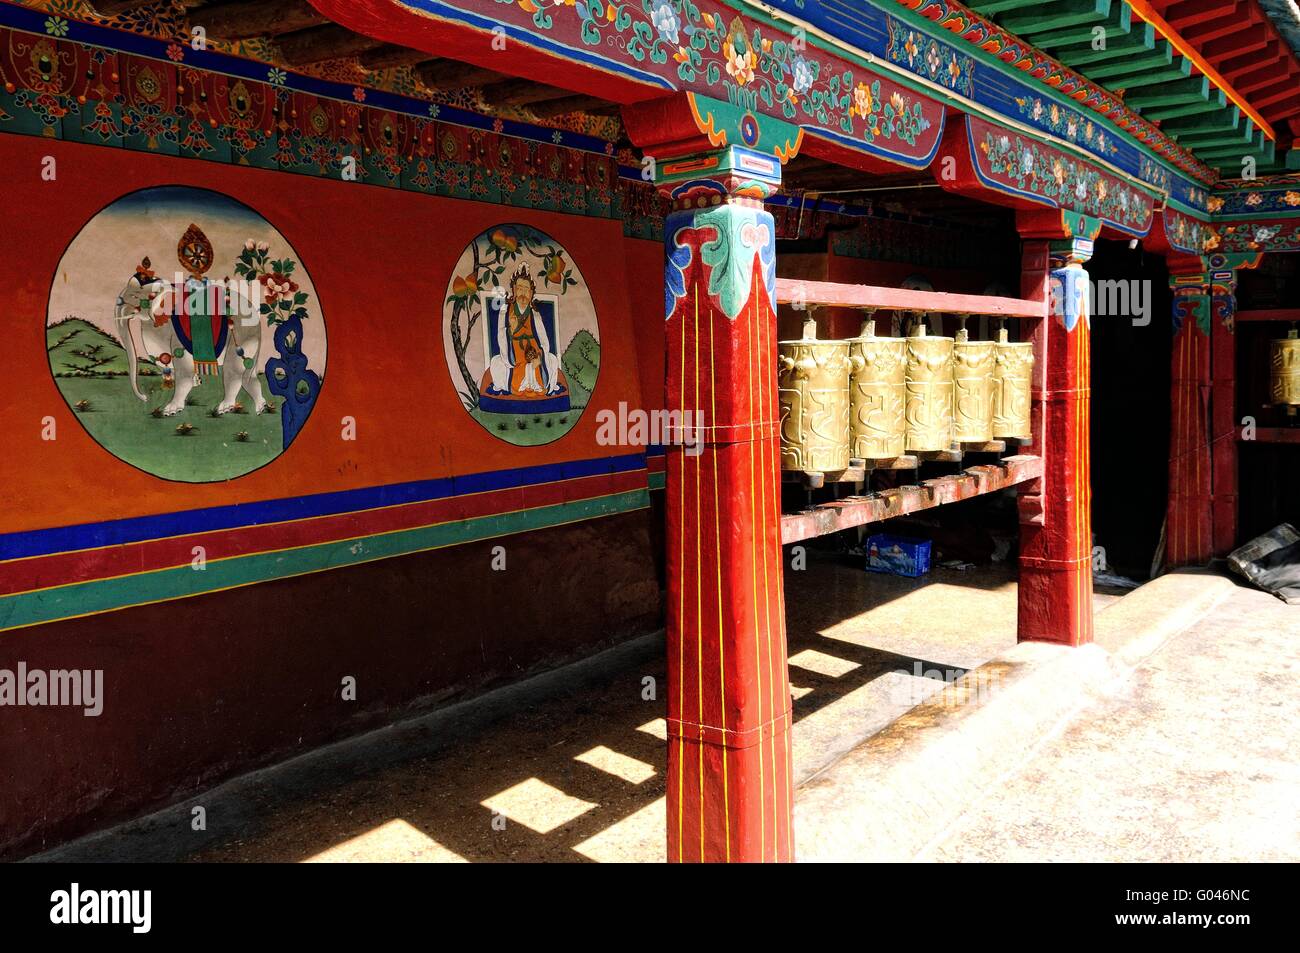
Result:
[779, 456, 1044, 544]
[1165, 0, 1242, 30]
[774, 278, 1045, 318]
[1236, 308, 1300, 322]
[1255, 84, 1300, 111]
[1221, 40, 1284, 81]
[1183, 11, 1260, 49]
[1241, 428, 1300, 444]
[1203, 30, 1268, 60]
[1236, 64, 1293, 97]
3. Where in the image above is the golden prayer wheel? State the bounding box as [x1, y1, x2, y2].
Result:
[1270, 329, 1300, 410]
[904, 325, 954, 453]
[992, 325, 1035, 440]
[778, 318, 851, 477]
[847, 319, 906, 460]
[952, 323, 996, 444]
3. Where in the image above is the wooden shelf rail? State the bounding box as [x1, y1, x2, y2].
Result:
[1235, 309, 1300, 324]
[774, 278, 1046, 318]
[1237, 427, 1300, 444]
[780, 454, 1044, 545]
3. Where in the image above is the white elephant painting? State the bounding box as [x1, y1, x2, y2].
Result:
[113, 272, 268, 418]
[47, 186, 327, 483]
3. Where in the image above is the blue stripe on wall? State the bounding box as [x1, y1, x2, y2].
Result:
[0, 452, 650, 561]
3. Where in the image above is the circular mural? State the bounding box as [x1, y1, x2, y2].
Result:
[442, 224, 599, 446]
[47, 186, 326, 483]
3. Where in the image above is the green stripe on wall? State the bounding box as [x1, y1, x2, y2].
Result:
[0, 489, 649, 632]
[648, 472, 666, 491]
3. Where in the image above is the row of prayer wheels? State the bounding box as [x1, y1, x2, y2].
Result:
[1270, 329, 1300, 411]
[778, 316, 1034, 477]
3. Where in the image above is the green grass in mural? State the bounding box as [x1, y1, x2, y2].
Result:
[48, 318, 156, 379]
[562, 328, 600, 408]
[471, 406, 579, 446]
[53, 376, 282, 482]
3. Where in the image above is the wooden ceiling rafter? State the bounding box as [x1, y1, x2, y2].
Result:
[967, 0, 1300, 174]
[192, 0, 330, 42]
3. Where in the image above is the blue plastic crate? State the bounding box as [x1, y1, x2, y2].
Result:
[864, 533, 931, 577]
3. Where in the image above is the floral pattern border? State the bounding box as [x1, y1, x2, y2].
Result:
[884, 15, 973, 97]
[976, 123, 1154, 234]
[886, 0, 1216, 183]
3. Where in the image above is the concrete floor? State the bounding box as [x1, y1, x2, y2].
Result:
[920, 578, 1300, 862]
[42, 555, 1275, 864]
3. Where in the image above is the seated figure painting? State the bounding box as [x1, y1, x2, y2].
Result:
[480, 263, 570, 414]
[443, 223, 600, 447]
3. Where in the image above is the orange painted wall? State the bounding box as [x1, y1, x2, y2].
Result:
[2, 134, 655, 533]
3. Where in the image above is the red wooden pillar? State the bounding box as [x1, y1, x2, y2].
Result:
[1167, 272, 1213, 567]
[1016, 237, 1094, 646]
[1209, 275, 1239, 557]
[659, 147, 793, 862]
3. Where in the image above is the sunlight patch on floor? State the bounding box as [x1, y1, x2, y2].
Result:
[481, 778, 597, 834]
[789, 648, 860, 678]
[573, 797, 666, 863]
[575, 745, 656, 784]
[636, 718, 667, 740]
[302, 819, 466, 863]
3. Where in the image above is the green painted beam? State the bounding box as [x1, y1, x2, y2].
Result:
[1011, 3, 1131, 50]
[1078, 41, 1173, 80]
[1288, 149, 1300, 171]
[966, 0, 1046, 15]
[1137, 90, 1228, 123]
[1001, 0, 1112, 37]
[1194, 145, 1251, 160]
[1165, 107, 1244, 139]
[1121, 76, 1210, 110]
[1174, 130, 1256, 153]
[1051, 22, 1156, 66]
[1108, 56, 1194, 90]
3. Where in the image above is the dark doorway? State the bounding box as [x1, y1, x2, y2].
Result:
[1085, 238, 1172, 579]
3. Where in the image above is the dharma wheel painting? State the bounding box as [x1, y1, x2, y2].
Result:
[46, 187, 326, 483]
[443, 224, 600, 446]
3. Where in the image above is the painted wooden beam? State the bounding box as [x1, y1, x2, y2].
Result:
[414, 59, 506, 89]
[1234, 65, 1295, 97]
[358, 44, 433, 71]
[482, 82, 583, 107]
[1102, 55, 1194, 89]
[89, 0, 149, 13]
[1197, 137, 1272, 164]
[1053, 22, 1157, 65]
[1180, 7, 1260, 47]
[1220, 40, 1284, 82]
[1254, 84, 1300, 112]
[1001, 0, 1112, 36]
[774, 279, 1045, 318]
[1145, 101, 1232, 123]
[528, 94, 612, 118]
[1241, 429, 1300, 444]
[779, 457, 1045, 544]
[966, 0, 1046, 15]
[193, 0, 328, 42]
[1123, 75, 1210, 109]
[1202, 30, 1269, 60]
[277, 24, 383, 66]
[1133, 84, 1222, 112]
[1082, 40, 1174, 79]
[1165, 0, 1240, 30]
[1011, 2, 1131, 49]
[1163, 105, 1243, 137]
[1236, 309, 1300, 323]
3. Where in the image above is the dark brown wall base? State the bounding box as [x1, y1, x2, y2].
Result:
[0, 511, 663, 859]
